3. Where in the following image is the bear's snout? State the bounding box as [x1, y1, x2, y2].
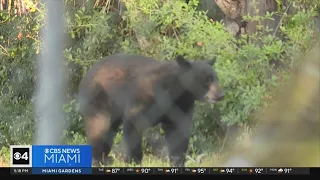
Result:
[204, 83, 225, 103]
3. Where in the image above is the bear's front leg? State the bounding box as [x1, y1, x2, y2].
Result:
[162, 115, 193, 167]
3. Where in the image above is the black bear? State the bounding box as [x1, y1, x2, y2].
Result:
[78, 53, 225, 167]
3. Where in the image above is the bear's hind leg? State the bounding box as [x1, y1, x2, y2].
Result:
[85, 111, 109, 165]
[85, 112, 122, 166]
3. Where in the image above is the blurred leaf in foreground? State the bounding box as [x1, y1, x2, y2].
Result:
[222, 37, 320, 167]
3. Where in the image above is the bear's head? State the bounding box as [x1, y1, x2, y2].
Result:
[176, 55, 225, 104]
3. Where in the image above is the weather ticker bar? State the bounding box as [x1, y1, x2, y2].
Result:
[93, 167, 311, 175]
[5, 167, 320, 175]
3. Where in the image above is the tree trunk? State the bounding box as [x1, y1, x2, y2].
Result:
[215, 0, 246, 19]
[215, 0, 281, 37]
[197, 0, 225, 22]
[245, 0, 280, 36]
[212, 0, 246, 37]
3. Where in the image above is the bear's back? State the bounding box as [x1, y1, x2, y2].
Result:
[78, 54, 182, 111]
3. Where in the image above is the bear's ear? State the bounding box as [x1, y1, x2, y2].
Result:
[176, 55, 191, 69]
[206, 56, 217, 66]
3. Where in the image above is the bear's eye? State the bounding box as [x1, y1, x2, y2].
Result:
[203, 76, 212, 88]
[206, 76, 213, 83]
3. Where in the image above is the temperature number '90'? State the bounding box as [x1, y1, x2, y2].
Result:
[141, 168, 151, 174]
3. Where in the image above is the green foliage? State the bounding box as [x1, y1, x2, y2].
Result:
[0, 0, 318, 160]
[0, 5, 43, 146]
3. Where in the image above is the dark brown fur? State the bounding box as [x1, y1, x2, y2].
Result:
[78, 53, 224, 167]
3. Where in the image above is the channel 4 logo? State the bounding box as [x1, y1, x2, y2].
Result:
[10, 145, 33, 167]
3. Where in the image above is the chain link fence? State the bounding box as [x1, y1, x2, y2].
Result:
[29, 0, 225, 168]
[31, 0, 319, 168]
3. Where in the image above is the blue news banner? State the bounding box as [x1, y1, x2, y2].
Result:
[10, 145, 92, 175]
[9, 145, 317, 175]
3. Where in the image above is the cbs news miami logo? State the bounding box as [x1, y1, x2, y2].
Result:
[10, 145, 92, 168]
